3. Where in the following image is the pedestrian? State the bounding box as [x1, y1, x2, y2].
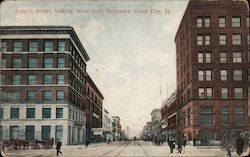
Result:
[236, 135, 245, 156]
[183, 138, 187, 147]
[86, 138, 90, 148]
[56, 139, 62, 156]
[193, 138, 196, 146]
[177, 139, 182, 153]
[169, 138, 174, 153]
[51, 137, 54, 148]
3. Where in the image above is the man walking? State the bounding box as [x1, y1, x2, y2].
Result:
[236, 135, 245, 156]
[169, 138, 174, 153]
[56, 139, 62, 156]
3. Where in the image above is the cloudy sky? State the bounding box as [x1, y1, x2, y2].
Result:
[0, 0, 188, 137]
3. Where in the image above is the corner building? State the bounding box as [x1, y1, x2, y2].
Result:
[175, 0, 249, 145]
[0, 26, 90, 145]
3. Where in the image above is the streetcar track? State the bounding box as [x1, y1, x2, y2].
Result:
[113, 141, 130, 156]
[98, 141, 130, 157]
[136, 141, 150, 157]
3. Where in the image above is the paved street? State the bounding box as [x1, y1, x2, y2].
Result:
[3, 140, 245, 157]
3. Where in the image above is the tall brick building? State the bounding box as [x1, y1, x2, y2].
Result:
[174, 0, 249, 145]
[0, 26, 103, 145]
[86, 75, 104, 138]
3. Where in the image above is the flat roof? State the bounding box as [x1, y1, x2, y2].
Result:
[0, 26, 90, 61]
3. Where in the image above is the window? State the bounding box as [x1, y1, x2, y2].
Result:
[220, 70, 228, 81]
[56, 108, 63, 118]
[43, 91, 52, 101]
[44, 58, 53, 68]
[1, 41, 7, 52]
[247, 17, 249, 27]
[248, 34, 250, 45]
[220, 52, 227, 63]
[198, 53, 203, 63]
[42, 108, 51, 118]
[12, 92, 20, 101]
[28, 59, 37, 68]
[200, 107, 213, 126]
[205, 70, 212, 81]
[55, 125, 63, 142]
[1, 59, 6, 68]
[233, 52, 242, 63]
[221, 88, 228, 99]
[183, 112, 186, 127]
[197, 35, 203, 45]
[199, 88, 205, 99]
[57, 75, 64, 84]
[197, 17, 203, 28]
[232, 34, 241, 45]
[13, 41, 22, 52]
[42, 126, 51, 141]
[58, 58, 65, 68]
[44, 75, 52, 84]
[29, 41, 38, 52]
[199, 88, 213, 99]
[13, 59, 22, 68]
[0, 108, 3, 119]
[235, 107, 244, 126]
[234, 88, 243, 99]
[205, 35, 210, 45]
[69, 109, 71, 119]
[10, 108, 19, 119]
[12, 75, 21, 85]
[205, 52, 211, 63]
[198, 70, 211, 81]
[57, 91, 64, 102]
[206, 88, 212, 99]
[233, 70, 242, 81]
[219, 34, 227, 45]
[58, 41, 65, 51]
[26, 108, 35, 118]
[198, 70, 204, 81]
[204, 17, 210, 27]
[26, 126, 35, 143]
[45, 41, 53, 52]
[221, 107, 229, 125]
[28, 75, 37, 85]
[187, 109, 191, 127]
[10, 126, 19, 140]
[219, 16, 226, 27]
[1, 75, 5, 85]
[27, 91, 36, 101]
[232, 17, 240, 27]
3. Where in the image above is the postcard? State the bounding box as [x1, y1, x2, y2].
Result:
[0, 0, 249, 156]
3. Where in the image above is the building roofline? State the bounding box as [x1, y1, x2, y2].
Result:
[0, 25, 90, 61]
[150, 109, 161, 115]
[174, 0, 249, 42]
[86, 74, 104, 99]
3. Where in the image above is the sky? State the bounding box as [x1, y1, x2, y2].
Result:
[0, 0, 188, 137]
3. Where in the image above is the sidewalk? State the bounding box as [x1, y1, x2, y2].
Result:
[3, 142, 108, 157]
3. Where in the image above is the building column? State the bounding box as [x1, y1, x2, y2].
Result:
[51, 125, 55, 141]
[35, 124, 41, 141]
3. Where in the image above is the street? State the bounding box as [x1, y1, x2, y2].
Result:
[4, 140, 243, 157]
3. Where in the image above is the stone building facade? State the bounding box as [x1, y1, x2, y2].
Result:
[0, 26, 91, 145]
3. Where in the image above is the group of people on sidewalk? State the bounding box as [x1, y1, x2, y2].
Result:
[168, 137, 187, 153]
